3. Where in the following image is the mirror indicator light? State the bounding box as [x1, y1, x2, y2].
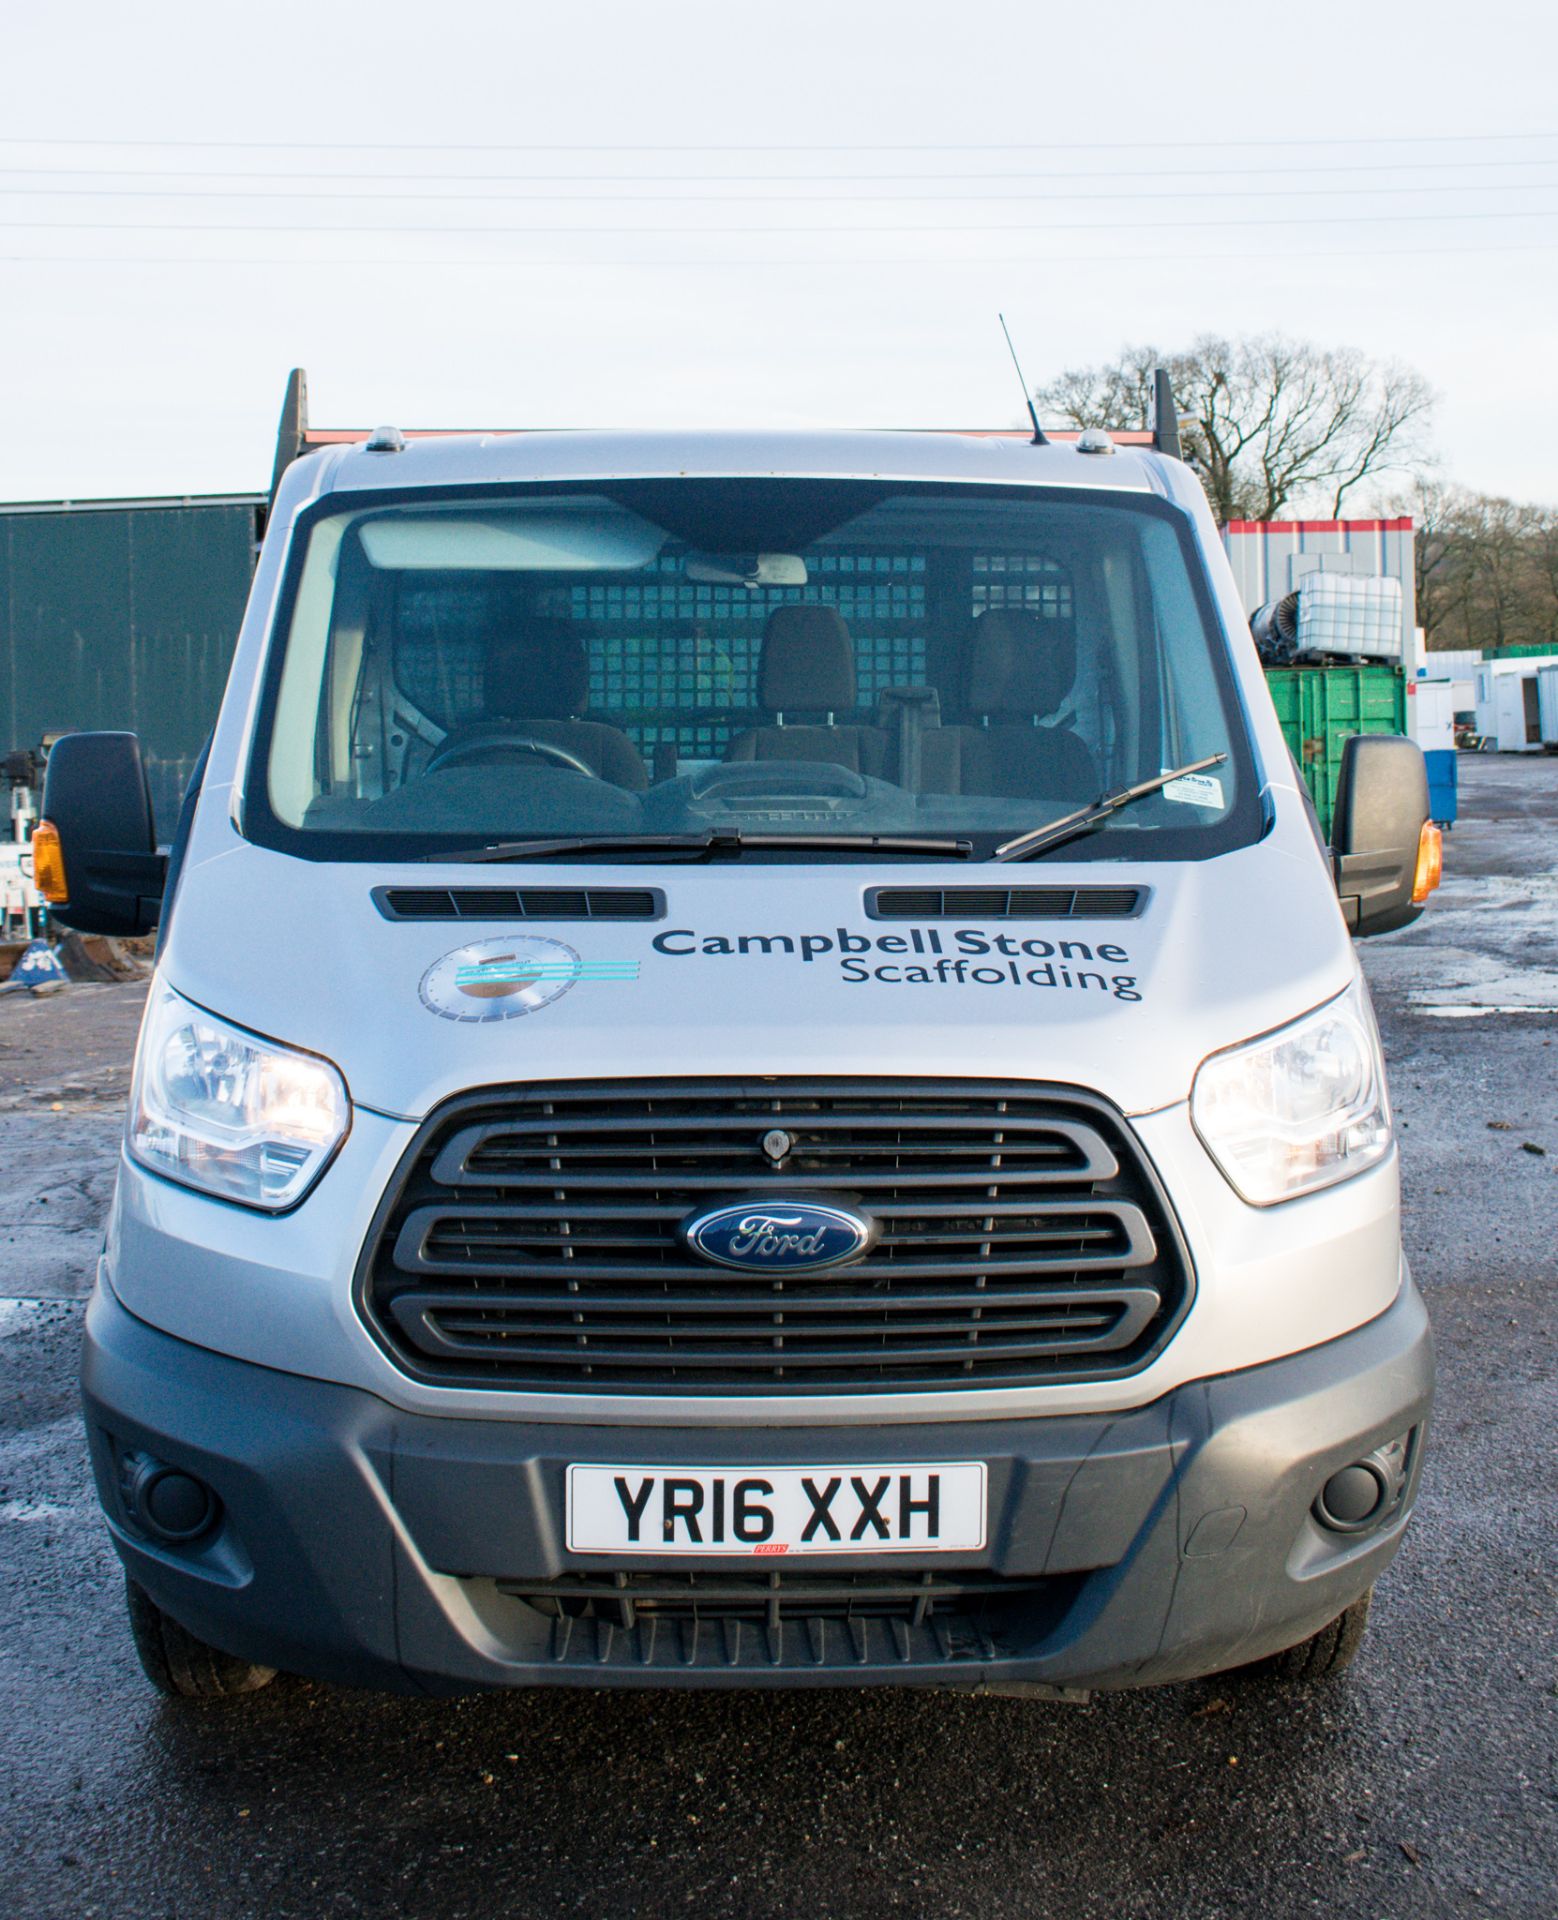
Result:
[31, 820, 68, 904]
[1411, 823, 1443, 906]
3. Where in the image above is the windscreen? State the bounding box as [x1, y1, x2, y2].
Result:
[250, 480, 1259, 861]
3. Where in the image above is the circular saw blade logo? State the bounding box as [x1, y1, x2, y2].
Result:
[419, 936, 639, 1023]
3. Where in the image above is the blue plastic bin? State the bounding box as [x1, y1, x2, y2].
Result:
[1425, 747, 1458, 828]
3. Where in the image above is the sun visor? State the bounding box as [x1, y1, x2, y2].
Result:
[356, 504, 664, 572]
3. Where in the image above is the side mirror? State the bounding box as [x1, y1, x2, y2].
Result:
[1330, 734, 1440, 938]
[35, 732, 168, 935]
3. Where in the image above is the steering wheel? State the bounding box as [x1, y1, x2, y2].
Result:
[425, 731, 600, 779]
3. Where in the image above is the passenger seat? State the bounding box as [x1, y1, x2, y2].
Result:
[921, 608, 1097, 800]
[725, 606, 887, 777]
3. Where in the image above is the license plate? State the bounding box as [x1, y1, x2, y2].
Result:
[566, 1463, 986, 1556]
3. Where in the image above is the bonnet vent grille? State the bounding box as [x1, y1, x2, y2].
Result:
[374, 887, 664, 922]
[867, 887, 1143, 920]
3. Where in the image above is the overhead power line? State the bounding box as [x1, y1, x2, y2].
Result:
[0, 131, 1553, 154]
[4, 238, 1556, 269]
[6, 181, 1557, 205]
[1, 157, 1556, 185]
[7, 209, 1557, 236]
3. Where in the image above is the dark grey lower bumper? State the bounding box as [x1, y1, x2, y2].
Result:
[81, 1278, 1433, 1696]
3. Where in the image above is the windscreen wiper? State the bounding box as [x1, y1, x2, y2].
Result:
[991, 754, 1229, 864]
[422, 830, 975, 865]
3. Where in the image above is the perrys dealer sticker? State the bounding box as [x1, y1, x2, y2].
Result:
[419, 936, 639, 1023]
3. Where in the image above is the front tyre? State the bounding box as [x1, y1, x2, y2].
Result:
[1233, 1587, 1374, 1685]
[124, 1579, 277, 1699]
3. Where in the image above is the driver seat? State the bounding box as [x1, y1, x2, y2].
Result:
[432, 620, 649, 789]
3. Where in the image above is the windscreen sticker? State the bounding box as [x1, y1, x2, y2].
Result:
[419, 936, 639, 1022]
[651, 927, 1142, 1001]
[1160, 769, 1225, 809]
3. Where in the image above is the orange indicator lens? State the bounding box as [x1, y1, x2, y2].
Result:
[30, 820, 68, 904]
[1411, 823, 1443, 906]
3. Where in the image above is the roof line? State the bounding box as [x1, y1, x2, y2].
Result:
[0, 491, 264, 515]
[299, 425, 1157, 446]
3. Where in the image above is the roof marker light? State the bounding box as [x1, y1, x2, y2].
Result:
[1076, 428, 1116, 456]
[364, 425, 407, 454]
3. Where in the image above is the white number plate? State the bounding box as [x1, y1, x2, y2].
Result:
[566, 1463, 986, 1556]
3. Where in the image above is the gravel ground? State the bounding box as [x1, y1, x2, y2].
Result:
[0, 755, 1553, 1920]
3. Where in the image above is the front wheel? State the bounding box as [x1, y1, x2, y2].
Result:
[124, 1579, 277, 1699]
[1233, 1587, 1373, 1685]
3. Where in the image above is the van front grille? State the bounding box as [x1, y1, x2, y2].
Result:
[357, 1080, 1192, 1395]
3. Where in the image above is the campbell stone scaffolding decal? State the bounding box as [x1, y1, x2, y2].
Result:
[651, 926, 1142, 1001]
[420, 936, 640, 1022]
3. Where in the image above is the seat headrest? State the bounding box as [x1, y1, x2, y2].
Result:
[483, 619, 590, 720]
[759, 605, 856, 713]
[964, 608, 1077, 717]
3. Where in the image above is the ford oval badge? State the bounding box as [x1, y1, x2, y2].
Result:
[681, 1199, 875, 1274]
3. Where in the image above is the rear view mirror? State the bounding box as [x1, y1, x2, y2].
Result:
[35, 732, 168, 935]
[683, 552, 808, 589]
[1330, 734, 1440, 938]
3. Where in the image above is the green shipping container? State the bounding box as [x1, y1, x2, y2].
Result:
[0, 498, 261, 834]
[1263, 665, 1406, 837]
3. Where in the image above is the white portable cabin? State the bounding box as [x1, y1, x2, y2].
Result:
[1538, 664, 1558, 748]
[1442, 677, 1477, 721]
[1419, 648, 1479, 719]
[1405, 679, 1456, 753]
[1423, 647, 1484, 678]
[1473, 655, 1558, 751]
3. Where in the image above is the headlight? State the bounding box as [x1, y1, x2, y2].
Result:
[1190, 977, 1392, 1206]
[129, 981, 350, 1211]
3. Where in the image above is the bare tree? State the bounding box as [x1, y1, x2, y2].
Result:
[1525, 507, 1558, 639]
[1035, 335, 1436, 522]
[1408, 478, 1558, 653]
[1407, 478, 1476, 648]
[1468, 496, 1540, 650]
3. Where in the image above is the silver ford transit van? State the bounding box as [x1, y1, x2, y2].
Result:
[39, 400, 1440, 1700]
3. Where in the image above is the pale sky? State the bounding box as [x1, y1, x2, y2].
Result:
[1, 0, 1554, 505]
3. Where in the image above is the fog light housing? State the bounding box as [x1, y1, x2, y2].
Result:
[1317, 1463, 1387, 1529]
[1313, 1434, 1413, 1535]
[121, 1451, 219, 1544]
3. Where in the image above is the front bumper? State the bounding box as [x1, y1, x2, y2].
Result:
[82, 1274, 1433, 1695]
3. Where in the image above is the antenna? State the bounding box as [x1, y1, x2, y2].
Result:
[998, 313, 1048, 446]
